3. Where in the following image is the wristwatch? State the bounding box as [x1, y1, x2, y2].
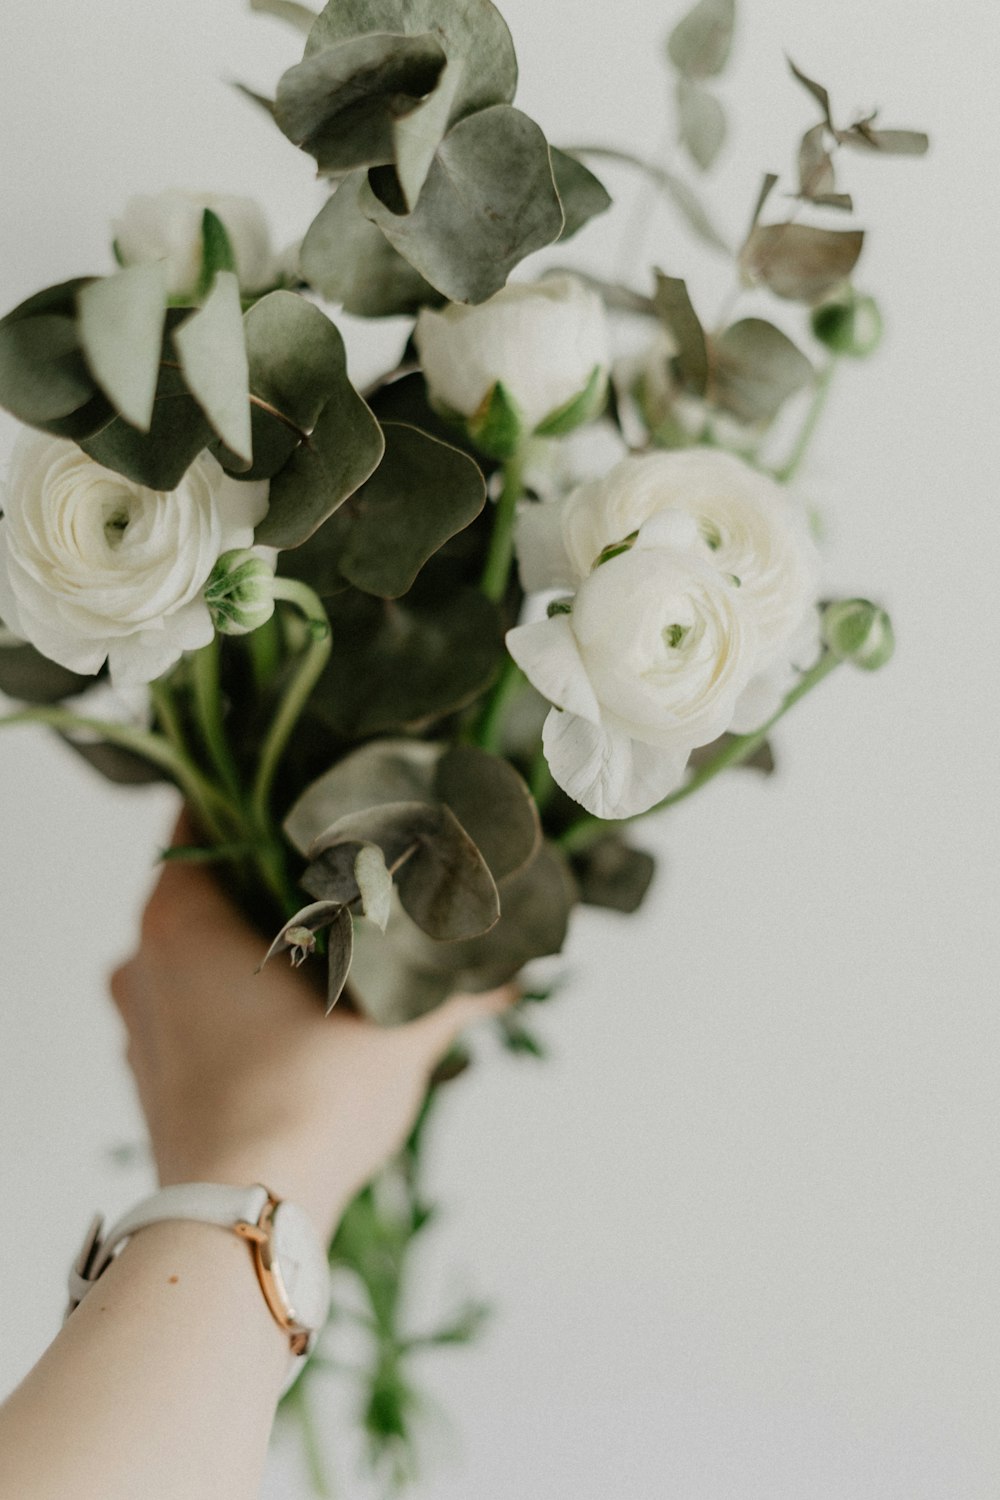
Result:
[66, 1183, 331, 1358]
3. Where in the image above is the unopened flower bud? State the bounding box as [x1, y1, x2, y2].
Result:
[821, 598, 895, 670]
[205, 548, 276, 636]
[811, 289, 883, 359]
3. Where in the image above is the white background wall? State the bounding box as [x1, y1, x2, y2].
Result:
[1, 2, 998, 1496]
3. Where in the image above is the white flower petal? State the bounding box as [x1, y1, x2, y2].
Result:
[542, 708, 689, 820]
[506, 615, 601, 724]
[514, 497, 576, 594]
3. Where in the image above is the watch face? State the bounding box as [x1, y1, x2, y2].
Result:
[269, 1201, 331, 1335]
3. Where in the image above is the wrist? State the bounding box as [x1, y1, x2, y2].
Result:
[156, 1154, 348, 1244]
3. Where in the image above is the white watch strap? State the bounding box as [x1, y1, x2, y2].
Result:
[67, 1183, 271, 1310]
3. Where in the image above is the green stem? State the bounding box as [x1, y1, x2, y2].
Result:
[288, 1376, 334, 1498]
[558, 650, 843, 854]
[192, 638, 243, 803]
[247, 611, 282, 695]
[0, 705, 234, 843]
[250, 579, 331, 828]
[480, 453, 525, 604]
[776, 358, 837, 485]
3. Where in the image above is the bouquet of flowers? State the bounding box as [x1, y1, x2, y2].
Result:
[0, 0, 926, 1488]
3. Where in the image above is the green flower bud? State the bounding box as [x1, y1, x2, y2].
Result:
[467, 380, 524, 461]
[811, 289, 883, 359]
[205, 548, 276, 636]
[821, 599, 895, 670]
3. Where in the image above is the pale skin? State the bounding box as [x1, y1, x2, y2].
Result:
[0, 819, 511, 1500]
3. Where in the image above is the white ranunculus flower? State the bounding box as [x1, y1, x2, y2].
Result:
[0, 430, 269, 687]
[508, 449, 822, 817]
[114, 189, 277, 298]
[414, 274, 611, 451]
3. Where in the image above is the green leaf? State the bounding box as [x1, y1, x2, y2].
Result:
[534, 364, 608, 438]
[326, 906, 354, 1011]
[569, 834, 655, 913]
[0, 641, 94, 704]
[786, 58, 834, 129]
[666, 0, 735, 79]
[467, 380, 523, 460]
[393, 57, 463, 209]
[652, 271, 709, 396]
[195, 210, 238, 302]
[348, 841, 575, 1025]
[62, 737, 167, 786]
[275, 30, 447, 176]
[79, 312, 214, 489]
[76, 265, 167, 432]
[432, 745, 540, 883]
[249, 0, 317, 34]
[285, 740, 440, 854]
[676, 78, 726, 171]
[310, 422, 487, 598]
[174, 272, 252, 463]
[300, 173, 442, 317]
[305, 0, 518, 124]
[739, 222, 864, 303]
[840, 123, 929, 156]
[304, 801, 499, 942]
[308, 585, 503, 737]
[549, 148, 613, 241]
[361, 106, 564, 304]
[712, 318, 814, 425]
[0, 280, 99, 429]
[258, 387, 385, 549]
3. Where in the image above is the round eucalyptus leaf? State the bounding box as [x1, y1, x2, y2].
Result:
[549, 148, 613, 242]
[300, 174, 441, 317]
[326, 906, 355, 1011]
[712, 318, 814, 425]
[433, 745, 539, 883]
[739, 223, 865, 304]
[285, 739, 438, 855]
[361, 106, 564, 304]
[666, 0, 735, 80]
[0, 641, 95, 704]
[77, 265, 167, 433]
[0, 314, 95, 425]
[174, 271, 252, 463]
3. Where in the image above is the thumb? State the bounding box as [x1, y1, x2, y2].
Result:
[407, 983, 519, 1062]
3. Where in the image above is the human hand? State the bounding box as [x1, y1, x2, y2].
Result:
[110, 815, 514, 1242]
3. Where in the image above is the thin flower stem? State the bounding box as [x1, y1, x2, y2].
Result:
[192, 638, 243, 803]
[776, 358, 837, 485]
[480, 453, 525, 604]
[246, 611, 282, 695]
[0, 705, 234, 843]
[558, 650, 843, 854]
[473, 655, 524, 754]
[250, 579, 331, 828]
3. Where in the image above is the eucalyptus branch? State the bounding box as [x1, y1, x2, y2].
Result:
[0, 704, 234, 843]
[775, 357, 838, 484]
[250, 580, 331, 827]
[558, 649, 843, 853]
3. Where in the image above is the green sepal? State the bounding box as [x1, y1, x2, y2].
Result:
[467, 380, 523, 460]
[534, 363, 608, 437]
[195, 210, 238, 302]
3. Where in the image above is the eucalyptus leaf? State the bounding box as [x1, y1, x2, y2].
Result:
[0, 280, 100, 429]
[652, 272, 708, 395]
[786, 58, 834, 129]
[326, 906, 354, 1011]
[304, 800, 499, 942]
[275, 30, 447, 176]
[740, 222, 864, 303]
[309, 585, 503, 737]
[676, 78, 726, 171]
[666, 0, 735, 80]
[76, 265, 167, 433]
[354, 843, 393, 930]
[797, 122, 836, 200]
[713, 318, 814, 424]
[302, 421, 486, 597]
[393, 56, 463, 209]
[361, 106, 564, 304]
[249, 0, 317, 34]
[0, 641, 94, 704]
[62, 737, 167, 786]
[260, 899, 342, 967]
[432, 745, 540, 883]
[174, 272, 252, 463]
[305, 0, 518, 124]
[258, 391, 384, 549]
[285, 740, 440, 854]
[549, 148, 613, 241]
[570, 834, 656, 913]
[79, 313, 214, 489]
[300, 174, 441, 317]
[840, 124, 929, 156]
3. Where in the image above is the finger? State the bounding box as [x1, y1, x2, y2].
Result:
[408, 983, 519, 1060]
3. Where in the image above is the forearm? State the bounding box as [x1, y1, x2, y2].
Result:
[0, 1220, 292, 1500]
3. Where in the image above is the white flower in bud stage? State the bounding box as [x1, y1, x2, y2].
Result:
[414, 274, 611, 457]
[205, 548, 277, 636]
[0, 430, 269, 686]
[508, 449, 822, 819]
[114, 189, 277, 298]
